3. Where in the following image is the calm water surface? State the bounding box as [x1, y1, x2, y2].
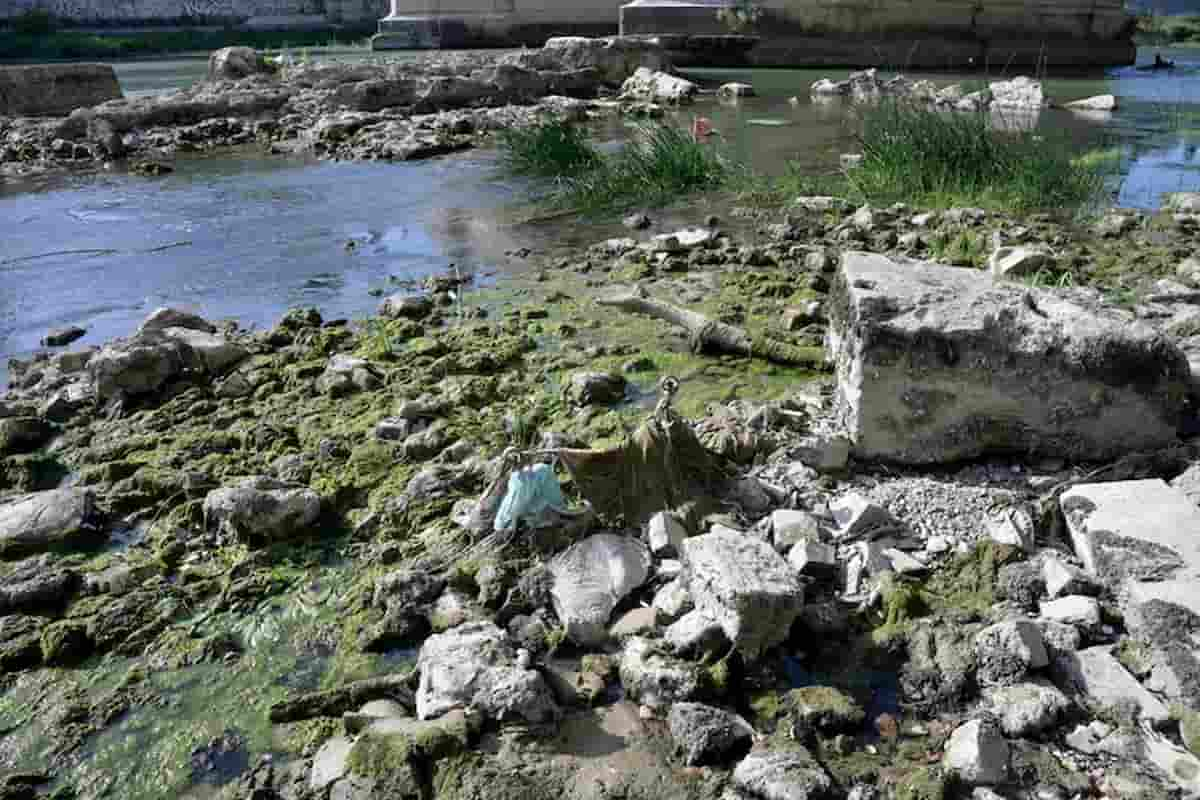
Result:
[2, 46, 1200, 385]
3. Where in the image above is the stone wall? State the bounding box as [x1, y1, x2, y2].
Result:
[0, 0, 387, 24]
[621, 0, 1135, 67]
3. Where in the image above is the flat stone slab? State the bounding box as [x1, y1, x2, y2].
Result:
[1061, 479, 1200, 621]
[828, 252, 1189, 464]
[1056, 645, 1170, 725]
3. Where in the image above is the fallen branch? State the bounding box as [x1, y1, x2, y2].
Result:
[1, 248, 118, 266]
[596, 286, 826, 369]
[268, 673, 415, 724]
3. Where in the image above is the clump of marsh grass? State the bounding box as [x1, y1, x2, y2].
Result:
[498, 120, 602, 178]
[845, 101, 1107, 213]
[499, 120, 732, 213]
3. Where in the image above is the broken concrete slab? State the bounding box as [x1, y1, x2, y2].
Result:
[828, 252, 1189, 464]
[680, 531, 805, 660]
[1061, 480, 1200, 623]
[1054, 645, 1170, 726]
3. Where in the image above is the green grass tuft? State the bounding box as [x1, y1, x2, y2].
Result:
[497, 121, 602, 178]
[845, 101, 1107, 213]
[500, 120, 732, 213]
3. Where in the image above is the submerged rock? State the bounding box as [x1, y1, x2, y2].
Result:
[829, 252, 1189, 464]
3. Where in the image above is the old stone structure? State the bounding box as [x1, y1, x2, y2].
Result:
[0, 0, 388, 25]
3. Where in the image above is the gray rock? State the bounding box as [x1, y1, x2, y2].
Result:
[829, 252, 1188, 463]
[137, 307, 217, 335]
[1062, 480, 1200, 635]
[208, 47, 274, 81]
[620, 67, 697, 104]
[379, 293, 433, 319]
[416, 621, 557, 723]
[787, 541, 838, 580]
[42, 326, 86, 347]
[943, 718, 1009, 786]
[618, 636, 700, 710]
[160, 326, 248, 375]
[608, 607, 658, 640]
[647, 511, 687, 556]
[317, 354, 382, 397]
[1041, 556, 1102, 599]
[506, 35, 670, 85]
[988, 76, 1046, 110]
[310, 736, 353, 792]
[771, 509, 824, 553]
[549, 533, 650, 647]
[1065, 94, 1117, 111]
[985, 679, 1070, 736]
[0, 489, 99, 557]
[1177, 257, 1200, 289]
[1165, 192, 1200, 213]
[0, 417, 52, 457]
[975, 619, 1049, 686]
[680, 531, 804, 660]
[0, 556, 78, 616]
[1039, 596, 1102, 634]
[652, 578, 693, 621]
[732, 743, 833, 800]
[784, 686, 865, 735]
[202, 476, 321, 543]
[668, 702, 754, 766]
[565, 371, 626, 405]
[1095, 211, 1139, 238]
[623, 212, 652, 230]
[718, 82, 755, 98]
[664, 608, 730, 659]
[0, 63, 121, 116]
[988, 246, 1053, 278]
[89, 335, 188, 401]
[985, 507, 1036, 552]
[1055, 646, 1169, 725]
[829, 492, 896, 539]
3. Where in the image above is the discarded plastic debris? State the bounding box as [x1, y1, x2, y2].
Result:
[494, 462, 569, 532]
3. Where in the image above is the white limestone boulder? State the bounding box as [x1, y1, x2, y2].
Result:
[549, 533, 651, 647]
[680, 531, 804, 660]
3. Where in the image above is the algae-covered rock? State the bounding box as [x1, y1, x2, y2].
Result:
[732, 741, 833, 800]
[0, 614, 44, 673]
[783, 686, 866, 736]
[202, 476, 321, 543]
[668, 702, 754, 766]
[618, 636, 701, 710]
[985, 679, 1070, 737]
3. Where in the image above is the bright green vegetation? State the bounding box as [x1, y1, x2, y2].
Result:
[499, 120, 733, 213]
[846, 102, 1108, 213]
[0, 11, 371, 61]
[498, 121, 603, 178]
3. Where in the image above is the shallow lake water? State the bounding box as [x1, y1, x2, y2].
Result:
[2, 45, 1200, 385]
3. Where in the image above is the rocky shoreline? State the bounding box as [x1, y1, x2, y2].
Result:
[3, 188, 1200, 799]
[0, 38, 718, 180]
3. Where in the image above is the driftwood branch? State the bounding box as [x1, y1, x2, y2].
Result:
[268, 673, 415, 724]
[596, 287, 826, 369]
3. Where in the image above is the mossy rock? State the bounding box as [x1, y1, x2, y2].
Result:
[346, 710, 476, 788]
[1176, 706, 1200, 757]
[889, 766, 949, 800]
[783, 686, 866, 735]
[40, 620, 94, 667]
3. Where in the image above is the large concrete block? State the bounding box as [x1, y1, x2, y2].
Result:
[828, 252, 1189, 464]
[0, 64, 122, 117]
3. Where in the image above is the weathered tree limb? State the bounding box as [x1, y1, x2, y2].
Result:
[596, 287, 826, 369]
[268, 673, 415, 724]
